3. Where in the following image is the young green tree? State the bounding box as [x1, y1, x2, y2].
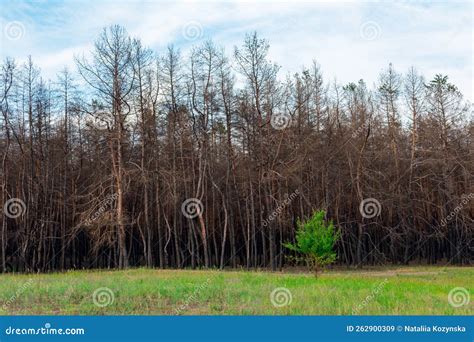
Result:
[284, 210, 340, 275]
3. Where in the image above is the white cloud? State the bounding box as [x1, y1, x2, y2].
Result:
[0, 0, 471, 100]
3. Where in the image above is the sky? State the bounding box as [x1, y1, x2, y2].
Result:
[0, 0, 473, 101]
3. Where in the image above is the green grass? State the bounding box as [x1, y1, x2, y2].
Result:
[0, 266, 472, 315]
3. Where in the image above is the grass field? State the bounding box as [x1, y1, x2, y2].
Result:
[0, 266, 472, 315]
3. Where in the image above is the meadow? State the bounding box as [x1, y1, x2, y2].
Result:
[0, 267, 472, 315]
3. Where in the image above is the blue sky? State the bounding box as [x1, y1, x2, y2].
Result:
[0, 0, 472, 101]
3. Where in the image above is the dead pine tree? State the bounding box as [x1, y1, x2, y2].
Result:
[76, 25, 136, 269]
